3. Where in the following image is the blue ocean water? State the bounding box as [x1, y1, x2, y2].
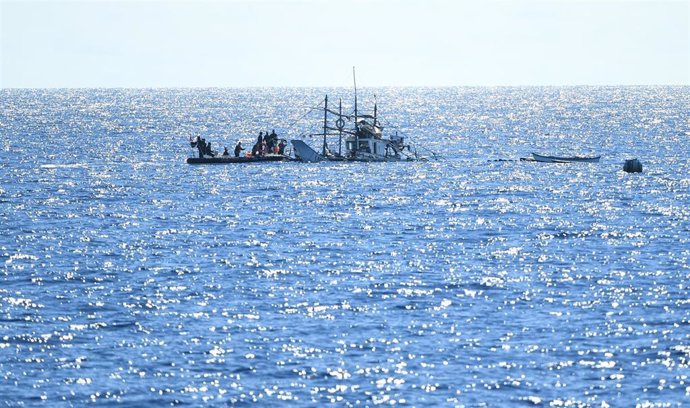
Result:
[1, 87, 689, 407]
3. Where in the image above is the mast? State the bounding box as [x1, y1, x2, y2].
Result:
[353, 66, 358, 127]
[323, 95, 328, 156]
[373, 95, 377, 127]
[338, 98, 343, 156]
[353, 66, 359, 155]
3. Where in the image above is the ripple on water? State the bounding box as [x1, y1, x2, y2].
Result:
[1, 87, 689, 406]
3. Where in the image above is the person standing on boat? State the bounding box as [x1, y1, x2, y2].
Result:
[253, 132, 264, 157]
[266, 129, 277, 152]
[234, 141, 244, 157]
[271, 130, 280, 152]
[197, 137, 206, 158]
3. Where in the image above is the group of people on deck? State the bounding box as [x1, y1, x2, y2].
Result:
[195, 130, 287, 159]
[193, 137, 215, 157]
[233, 130, 286, 158]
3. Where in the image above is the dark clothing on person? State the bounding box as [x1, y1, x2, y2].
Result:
[197, 138, 206, 157]
[234, 142, 245, 157]
[265, 130, 278, 153]
[222, 147, 229, 156]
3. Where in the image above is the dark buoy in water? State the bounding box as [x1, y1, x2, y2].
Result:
[624, 158, 642, 173]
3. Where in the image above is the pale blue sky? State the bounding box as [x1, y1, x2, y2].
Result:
[1, 0, 688, 88]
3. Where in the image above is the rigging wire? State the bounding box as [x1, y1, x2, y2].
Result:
[281, 98, 324, 133]
[379, 117, 442, 160]
[279, 85, 441, 161]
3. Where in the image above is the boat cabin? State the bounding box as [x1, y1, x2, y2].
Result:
[342, 119, 406, 161]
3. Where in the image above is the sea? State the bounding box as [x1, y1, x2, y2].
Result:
[1, 87, 689, 407]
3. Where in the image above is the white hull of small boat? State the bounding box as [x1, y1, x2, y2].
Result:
[531, 153, 600, 163]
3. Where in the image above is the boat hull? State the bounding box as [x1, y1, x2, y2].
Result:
[186, 155, 289, 164]
[291, 139, 418, 163]
[347, 153, 411, 162]
[531, 153, 600, 163]
[291, 140, 323, 163]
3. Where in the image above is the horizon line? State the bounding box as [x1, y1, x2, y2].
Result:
[2, 83, 689, 90]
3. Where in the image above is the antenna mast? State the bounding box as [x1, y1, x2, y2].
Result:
[374, 94, 377, 127]
[353, 66, 359, 154]
[338, 98, 343, 156]
[323, 95, 328, 156]
[353, 66, 358, 129]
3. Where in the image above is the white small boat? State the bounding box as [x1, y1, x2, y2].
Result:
[531, 153, 601, 163]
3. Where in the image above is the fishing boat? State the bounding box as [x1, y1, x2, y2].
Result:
[531, 152, 601, 163]
[290, 69, 422, 163]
